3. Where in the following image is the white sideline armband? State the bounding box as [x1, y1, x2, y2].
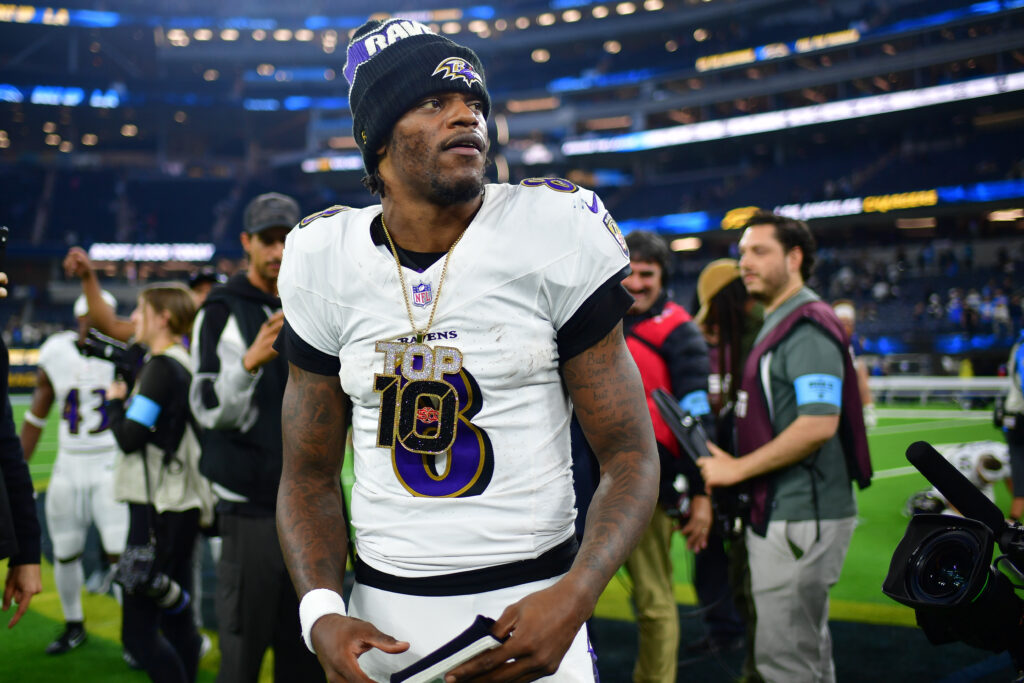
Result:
[299, 588, 347, 654]
[23, 411, 47, 429]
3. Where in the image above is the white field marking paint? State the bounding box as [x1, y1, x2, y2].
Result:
[870, 420, 989, 437]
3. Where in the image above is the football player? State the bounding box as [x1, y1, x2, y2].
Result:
[905, 440, 1012, 516]
[275, 18, 659, 683]
[20, 291, 129, 654]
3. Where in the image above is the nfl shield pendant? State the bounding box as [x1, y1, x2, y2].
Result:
[412, 282, 432, 308]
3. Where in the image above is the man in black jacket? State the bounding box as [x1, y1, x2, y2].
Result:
[189, 194, 322, 682]
[1, 271, 42, 629]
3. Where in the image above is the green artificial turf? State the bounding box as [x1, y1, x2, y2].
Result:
[4, 398, 1017, 679]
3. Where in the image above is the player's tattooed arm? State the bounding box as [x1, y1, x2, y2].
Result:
[561, 320, 659, 607]
[278, 362, 409, 680]
[448, 322, 657, 682]
[278, 362, 351, 596]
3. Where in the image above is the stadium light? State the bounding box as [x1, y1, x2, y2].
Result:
[592, 6, 610, 18]
[252, 29, 266, 40]
[644, 0, 664, 9]
[44, 134, 60, 146]
[295, 29, 314, 41]
[616, 3, 637, 15]
[121, 124, 138, 137]
[220, 28, 239, 41]
[81, 133, 98, 146]
[442, 21, 461, 33]
[537, 13, 556, 26]
[273, 29, 292, 41]
[562, 10, 582, 22]
[43, 121, 56, 133]
[988, 209, 1024, 221]
[194, 28, 213, 41]
[532, 49, 550, 63]
[515, 17, 530, 28]
[604, 40, 621, 54]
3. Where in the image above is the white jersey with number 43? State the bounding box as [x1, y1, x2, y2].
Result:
[37, 330, 117, 457]
[280, 180, 630, 578]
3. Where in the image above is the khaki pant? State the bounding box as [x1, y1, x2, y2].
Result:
[624, 506, 678, 683]
[746, 517, 856, 683]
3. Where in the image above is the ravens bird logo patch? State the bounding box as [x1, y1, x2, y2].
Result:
[432, 57, 483, 88]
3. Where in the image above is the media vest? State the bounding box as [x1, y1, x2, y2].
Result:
[736, 300, 872, 536]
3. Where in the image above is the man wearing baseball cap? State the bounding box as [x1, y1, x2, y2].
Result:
[275, 17, 657, 683]
[189, 192, 323, 682]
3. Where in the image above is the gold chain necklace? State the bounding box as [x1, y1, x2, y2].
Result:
[380, 214, 466, 344]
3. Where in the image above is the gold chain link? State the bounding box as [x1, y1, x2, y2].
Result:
[380, 215, 467, 344]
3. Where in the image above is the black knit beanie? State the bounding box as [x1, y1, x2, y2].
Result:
[343, 18, 491, 174]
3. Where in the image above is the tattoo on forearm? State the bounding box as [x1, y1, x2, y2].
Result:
[278, 363, 352, 596]
[563, 323, 659, 599]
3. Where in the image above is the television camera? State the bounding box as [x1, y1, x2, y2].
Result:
[883, 441, 1024, 681]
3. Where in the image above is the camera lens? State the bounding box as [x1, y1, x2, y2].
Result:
[907, 529, 983, 605]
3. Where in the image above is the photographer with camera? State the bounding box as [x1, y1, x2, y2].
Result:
[698, 214, 871, 683]
[20, 290, 129, 655]
[107, 283, 214, 683]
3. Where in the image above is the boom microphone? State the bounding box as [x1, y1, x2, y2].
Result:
[905, 440, 1006, 536]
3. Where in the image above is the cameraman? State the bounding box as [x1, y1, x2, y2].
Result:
[108, 283, 214, 683]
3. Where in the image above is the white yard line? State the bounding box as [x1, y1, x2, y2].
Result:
[875, 409, 990, 419]
[870, 420, 991, 436]
[872, 466, 921, 480]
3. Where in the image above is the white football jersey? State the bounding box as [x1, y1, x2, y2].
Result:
[279, 181, 630, 577]
[37, 330, 118, 457]
[932, 440, 1011, 504]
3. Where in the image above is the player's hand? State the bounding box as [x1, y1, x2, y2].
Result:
[310, 614, 409, 683]
[446, 582, 589, 682]
[697, 441, 746, 491]
[3, 563, 42, 628]
[108, 380, 128, 400]
[63, 247, 94, 280]
[242, 311, 285, 373]
[680, 494, 713, 552]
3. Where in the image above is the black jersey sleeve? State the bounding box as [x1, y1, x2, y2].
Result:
[276, 319, 341, 376]
[556, 266, 633, 362]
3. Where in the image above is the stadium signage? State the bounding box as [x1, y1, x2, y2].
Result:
[88, 243, 215, 262]
[696, 29, 859, 72]
[862, 190, 938, 213]
[562, 73, 1024, 156]
[0, 4, 68, 25]
[0, 83, 120, 108]
[775, 190, 942, 220]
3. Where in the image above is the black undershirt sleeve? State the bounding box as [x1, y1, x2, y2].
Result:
[276, 319, 341, 376]
[557, 266, 634, 362]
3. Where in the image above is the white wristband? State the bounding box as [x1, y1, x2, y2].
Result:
[299, 588, 347, 654]
[23, 411, 47, 429]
